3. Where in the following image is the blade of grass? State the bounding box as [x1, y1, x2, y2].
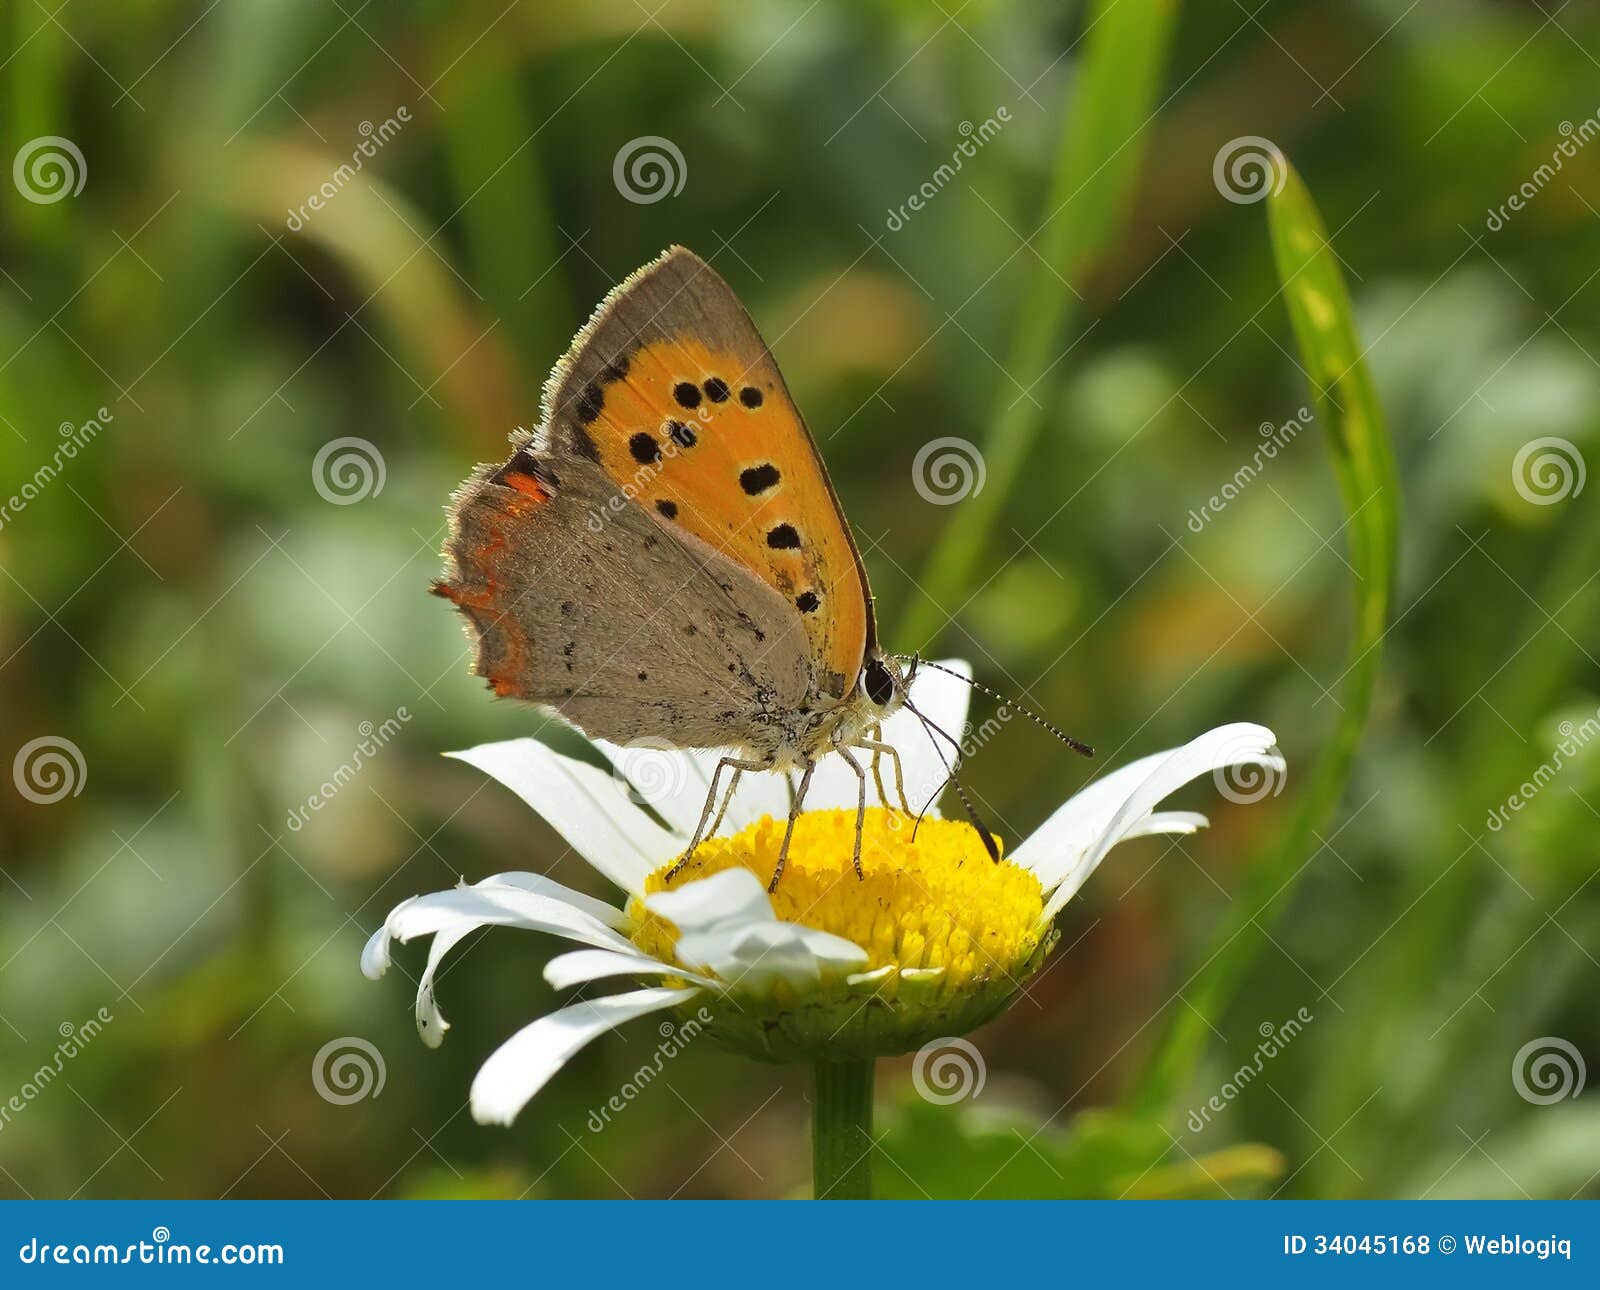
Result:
[1127, 159, 1400, 1118]
[900, 0, 1177, 644]
[1330, 491, 1600, 1191]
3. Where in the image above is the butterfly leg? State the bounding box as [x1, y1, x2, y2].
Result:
[866, 722, 892, 811]
[667, 755, 768, 881]
[834, 742, 869, 881]
[854, 736, 910, 815]
[706, 768, 743, 838]
[767, 759, 815, 892]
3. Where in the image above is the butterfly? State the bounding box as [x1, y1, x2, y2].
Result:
[433, 247, 921, 888]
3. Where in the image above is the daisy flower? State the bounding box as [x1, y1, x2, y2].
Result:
[362, 660, 1283, 1198]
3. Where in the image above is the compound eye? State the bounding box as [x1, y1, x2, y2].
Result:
[862, 658, 896, 707]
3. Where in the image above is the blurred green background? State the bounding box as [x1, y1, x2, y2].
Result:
[3, 0, 1599, 1200]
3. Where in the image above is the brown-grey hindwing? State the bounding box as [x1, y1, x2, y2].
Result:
[434, 450, 810, 748]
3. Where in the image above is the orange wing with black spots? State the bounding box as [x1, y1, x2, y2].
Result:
[535, 247, 874, 705]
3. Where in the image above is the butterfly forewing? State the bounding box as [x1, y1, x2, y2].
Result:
[538, 247, 873, 705]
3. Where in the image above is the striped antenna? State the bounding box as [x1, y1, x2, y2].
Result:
[902, 657, 1094, 758]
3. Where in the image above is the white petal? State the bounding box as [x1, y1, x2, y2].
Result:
[448, 738, 676, 895]
[807, 658, 973, 815]
[386, 885, 635, 955]
[543, 948, 712, 990]
[470, 987, 700, 1126]
[409, 874, 628, 1043]
[1033, 723, 1283, 923]
[1121, 810, 1209, 840]
[416, 924, 474, 1048]
[644, 868, 773, 933]
[676, 919, 868, 993]
[362, 916, 400, 979]
[367, 880, 636, 1046]
[594, 741, 790, 838]
[477, 870, 628, 929]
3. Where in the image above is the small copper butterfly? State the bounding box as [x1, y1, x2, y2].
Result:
[434, 248, 925, 888]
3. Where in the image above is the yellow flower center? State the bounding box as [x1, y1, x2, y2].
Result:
[632, 808, 1046, 997]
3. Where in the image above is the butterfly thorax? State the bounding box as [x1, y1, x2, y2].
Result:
[748, 652, 907, 771]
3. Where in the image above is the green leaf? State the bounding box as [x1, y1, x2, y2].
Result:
[1129, 159, 1402, 1118]
[872, 1094, 1284, 1199]
[901, 0, 1178, 644]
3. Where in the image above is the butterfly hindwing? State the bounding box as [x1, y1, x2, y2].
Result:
[537, 247, 873, 705]
[435, 451, 811, 744]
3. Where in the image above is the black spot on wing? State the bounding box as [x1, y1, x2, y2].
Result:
[656, 499, 678, 519]
[766, 523, 800, 549]
[740, 463, 780, 495]
[575, 382, 604, 423]
[739, 386, 763, 409]
[704, 377, 730, 403]
[673, 381, 701, 409]
[567, 422, 601, 462]
[666, 419, 696, 448]
[629, 432, 661, 465]
[796, 591, 820, 613]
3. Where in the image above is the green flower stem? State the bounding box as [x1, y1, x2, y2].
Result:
[812, 1057, 874, 1199]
